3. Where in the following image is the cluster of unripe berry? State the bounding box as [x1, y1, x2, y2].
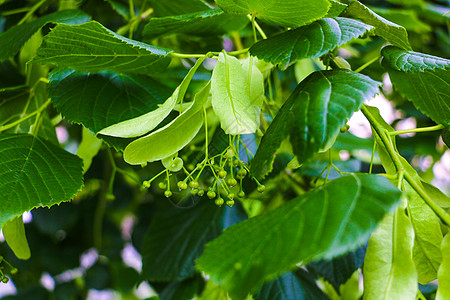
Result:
[0, 256, 17, 283]
[141, 146, 265, 207]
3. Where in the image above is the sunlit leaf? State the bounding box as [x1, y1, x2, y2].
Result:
[436, 233, 450, 300]
[249, 17, 373, 69]
[196, 174, 401, 298]
[211, 52, 264, 135]
[0, 134, 83, 228]
[0, 9, 90, 62]
[215, 0, 330, 27]
[32, 21, 172, 75]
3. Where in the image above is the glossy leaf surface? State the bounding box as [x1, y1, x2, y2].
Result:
[99, 56, 205, 138]
[32, 21, 172, 75]
[211, 53, 264, 135]
[143, 8, 248, 38]
[0, 9, 90, 62]
[215, 0, 330, 27]
[123, 82, 210, 164]
[0, 134, 83, 228]
[343, 1, 412, 50]
[381, 47, 450, 126]
[48, 69, 172, 134]
[196, 174, 402, 298]
[249, 17, 373, 69]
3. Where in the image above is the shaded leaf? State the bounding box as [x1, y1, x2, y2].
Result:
[3, 216, 31, 260]
[249, 17, 373, 69]
[99, 56, 205, 138]
[32, 21, 172, 75]
[215, 0, 330, 27]
[308, 246, 366, 291]
[48, 69, 172, 134]
[123, 82, 210, 164]
[325, 0, 348, 18]
[147, 0, 211, 17]
[142, 200, 224, 281]
[255, 270, 329, 300]
[436, 233, 450, 300]
[159, 275, 204, 300]
[363, 200, 417, 300]
[343, 1, 412, 50]
[0, 9, 91, 62]
[143, 8, 248, 38]
[211, 53, 264, 135]
[196, 174, 402, 299]
[0, 134, 83, 228]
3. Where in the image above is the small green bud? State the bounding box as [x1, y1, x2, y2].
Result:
[237, 191, 245, 198]
[224, 148, 234, 159]
[215, 197, 224, 206]
[198, 189, 205, 196]
[190, 189, 199, 195]
[226, 199, 235, 207]
[158, 181, 167, 190]
[218, 170, 227, 178]
[177, 181, 188, 190]
[164, 190, 173, 198]
[143, 181, 151, 189]
[189, 181, 199, 188]
[228, 193, 235, 199]
[207, 190, 216, 199]
[257, 185, 266, 193]
[227, 178, 238, 187]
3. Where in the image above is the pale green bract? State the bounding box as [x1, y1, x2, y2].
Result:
[77, 128, 103, 173]
[99, 57, 206, 138]
[123, 82, 211, 165]
[161, 155, 184, 172]
[211, 53, 264, 135]
[363, 199, 417, 300]
[3, 216, 31, 260]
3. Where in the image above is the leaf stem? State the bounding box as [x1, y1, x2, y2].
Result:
[18, 0, 47, 25]
[354, 55, 381, 73]
[246, 14, 267, 39]
[0, 98, 51, 132]
[361, 104, 450, 227]
[389, 124, 444, 136]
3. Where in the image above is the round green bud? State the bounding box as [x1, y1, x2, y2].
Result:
[227, 178, 238, 187]
[237, 169, 247, 178]
[228, 193, 235, 199]
[215, 198, 224, 206]
[2, 277, 9, 283]
[158, 181, 167, 190]
[257, 185, 266, 193]
[226, 199, 235, 207]
[164, 190, 173, 198]
[238, 191, 245, 198]
[198, 189, 205, 196]
[224, 148, 234, 159]
[189, 181, 199, 188]
[190, 189, 199, 195]
[177, 181, 188, 190]
[218, 170, 227, 178]
[143, 181, 151, 189]
[207, 190, 216, 199]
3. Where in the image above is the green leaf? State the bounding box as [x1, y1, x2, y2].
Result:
[366, 105, 443, 284]
[143, 8, 249, 39]
[251, 70, 379, 179]
[48, 69, 173, 134]
[422, 181, 450, 208]
[147, 0, 211, 17]
[211, 52, 264, 135]
[196, 174, 402, 298]
[249, 17, 373, 69]
[76, 127, 103, 174]
[442, 127, 450, 149]
[141, 200, 223, 281]
[255, 270, 329, 300]
[436, 233, 450, 300]
[32, 21, 172, 75]
[289, 70, 379, 165]
[373, 8, 431, 34]
[382, 46, 450, 72]
[381, 52, 450, 126]
[342, 0, 412, 50]
[98, 56, 205, 138]
[363, 200, 417, 300]
[198, 281, 229, 300]
[325, 0, 348, 18]
[215, 0, 330, 27]
[123, 82, 210, 165]
[0, 9, 91, 62]
[2, 216, 31, 260]
[0, 134, 83, 228]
